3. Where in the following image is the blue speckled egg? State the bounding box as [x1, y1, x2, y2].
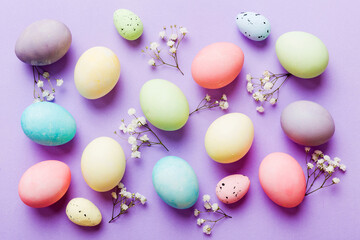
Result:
[236, 12, 271, 41]
[152, 156, 199, 209]
[21, 102, 76, 146]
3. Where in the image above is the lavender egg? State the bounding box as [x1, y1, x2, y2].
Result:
[15, 19, 72, 66]
[281, 100, 335, 146]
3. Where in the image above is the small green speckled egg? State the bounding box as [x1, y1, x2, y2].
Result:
[113, 9, 143, 40]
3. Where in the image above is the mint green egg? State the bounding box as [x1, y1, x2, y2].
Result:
[140, 79, 189, 131]
[113, 9, 143, 41]
[276, 31, 329, 79]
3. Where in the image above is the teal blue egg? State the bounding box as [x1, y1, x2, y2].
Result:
[21, 102, 76, 146]
[152, 156, 199, 209]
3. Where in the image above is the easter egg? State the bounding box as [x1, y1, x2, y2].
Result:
[74, 47, 120, 99]
[18, 160, 71, 208]
[81, 137, 126, 192]
[205, 113, 254, 164]
[152, 156, 199, 209]
[21, 102, 76, 146]
[236, 12, 271, 41]
[140, 79, 189, 131]
[259, 152, 306, 208]
[66, 198, 102, 227]
[113, 9, 143, 40]
[276, 31, 329, 78]
[191, 42, 244, 89]
[281, 100, 335, 146]
[15, 19, 71, 66]
[216, 174, 250, 204]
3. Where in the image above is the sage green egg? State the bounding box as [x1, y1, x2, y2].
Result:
[276, 31, 329, 79]
[113, 9, 143, 40]
[140, 79, 189, 131]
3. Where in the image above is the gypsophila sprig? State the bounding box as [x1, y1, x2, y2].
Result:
[303, 147, 346, 196]
[32, 66, 63, 102]
[109, 182, 147, 223]
[246, 71, 291, 113]
[189, 94, 229, 116]
[142, 25, 188, 75]
[114, 108, 169, 158]
[193, 194, 232, 235]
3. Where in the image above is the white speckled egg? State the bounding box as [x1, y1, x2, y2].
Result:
[216, 174, 250, 204]
[236, 12, 271, 41]
[66, 198, 102, 227]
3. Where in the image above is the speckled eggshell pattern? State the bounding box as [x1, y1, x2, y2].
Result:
[152, 156, 199, 209]
[15, 19, 72, 66]
[18, 160, 71, 208]
[236, 12, 271, 41]
[21, 102, 76, 146]
[191, 42, 244, 89]
[74, 46, 120, 99]
[216, 174, 250, 204]
[259, 152, 306, 208]
[276, 31, 329, 78]
[113, 9, 143, 40]
[66, 198, 102, 227]
[281, 100, 335, 146]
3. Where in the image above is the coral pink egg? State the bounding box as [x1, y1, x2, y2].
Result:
[191, 42, 244, 89]
[216, 174, 250, 204]
[18, 160, 71, 208]
[259, 152, 306, 208]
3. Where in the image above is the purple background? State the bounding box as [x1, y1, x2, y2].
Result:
[1, 0, 359, 239]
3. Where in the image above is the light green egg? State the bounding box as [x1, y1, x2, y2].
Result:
[113, 9, 143, 41]
[140, 79, 189, 131]
[276, 31, 329, 79]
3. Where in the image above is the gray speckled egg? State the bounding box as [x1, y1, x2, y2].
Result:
[113, 9, 143, 40]
[236, 12, 271, 41]
[281, 100, 335, 146]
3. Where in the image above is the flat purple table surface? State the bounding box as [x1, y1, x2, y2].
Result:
[1, 0, 359, 239]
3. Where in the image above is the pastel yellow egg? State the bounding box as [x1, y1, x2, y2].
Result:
[81, 137, 126, 192]
[205, 113, 254, 164]
[74, 47, 120, 99]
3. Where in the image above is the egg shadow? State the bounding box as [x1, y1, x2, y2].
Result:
[167, 205, 193, 219]
[158, 121, 189, 143]
[238, 32, 270, 49]
[31, 135, 78, 160]
[118, 29, 144, 48]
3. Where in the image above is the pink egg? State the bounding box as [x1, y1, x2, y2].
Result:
[18, 160, 71, 208]
[259, 152, 306, 208]
[191, 42, 244, 89]
[216, 174, 250, 204]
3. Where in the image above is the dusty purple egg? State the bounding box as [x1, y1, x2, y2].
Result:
[15, 19, 72, 66]
[281, 100, 335, 146]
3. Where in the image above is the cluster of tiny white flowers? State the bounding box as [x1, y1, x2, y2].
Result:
[193, 194, 232, 235]
[246, 71, 291, 113]
[304, 148, 346, 196]
[109, 182, 147, 223]
[190, 94, 229, 116]
[143, 25, 188, 75]
[32, 67, 64, 102]
[115, 108, 168, 158]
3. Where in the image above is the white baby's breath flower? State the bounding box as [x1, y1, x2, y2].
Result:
[128, 108, 136, 116]
[197, 218, 205, 226]
[42, 72, 50, 78]
[33, 98, 41, 103]
[46, 93, 55, 101]
[135, 192, 142, 199]
[131, 144, 138, 152]
[150, 42, 159, 50]
[42, 90, 50, 97]
[56, 79, 63, 87]
[203, 225, 211, 235]
[203, 194, 210, 202]
[339, 164, 346, 172]
[194, 209, 200, 217]
[219, 101, 229, 110]
[167, 40, 175, 47]
[312, 153, 319, 161]
[140, 134, 149, 142]
[263, 82, 273, 90]
[305, 147, 311, 152]
[128, 136, 137, 145]
[262, 76, 270, 83]
[314, 150, 323, 155]
[179, 27, 188, 34]
[205, 94, 211, 102]
[37, 80, 44, 88]
[247, 82, 254, 93]
[256, 106, 265, 113]
[111, 192, 118, 199]
[148, 58, 156, 66]
[119, 122, 127, 132]
[211, 203, 219, 212]
[252, 92, 265, 102]
[269, 98, 277, 105]
[127, 124, 137, 133]
[124, 192, 132, 199]
[120, 188, 127, 196]
[246, 73, 252, 81]
[332, 177, 340, 184]
[140, 196, 147, 204]
[118, 182, 125, 189]
[326, 165, 335, 174]
[131, 151, 141, 158]
[263, 70, 270, 77]
[334, 157, 341, 163]
[221, 94, 227, 101]
[324, 155, 331, 162]
[170, 33, 178, 41]
[159, 31, 166, 39]
[204, 202, 212, 210]
[169, 47, 176, 53]
[121, 203, 129, 211]
[307, 162, 314, 169]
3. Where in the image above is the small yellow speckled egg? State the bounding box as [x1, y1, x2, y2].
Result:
[74, 46, 120, 99]
[66, 198, 102, 227]
[81, 137, 126, 192]
[205, 113, 254, 164]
